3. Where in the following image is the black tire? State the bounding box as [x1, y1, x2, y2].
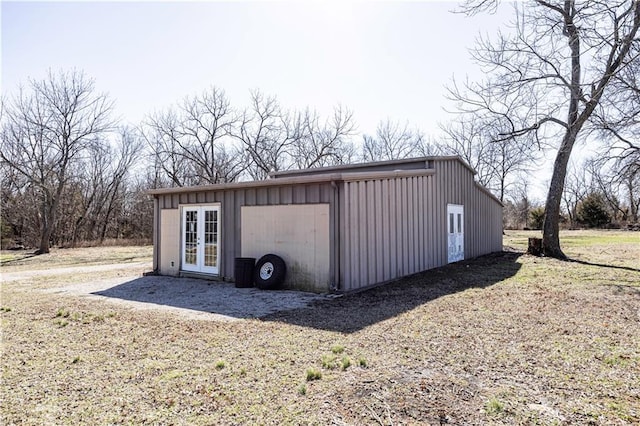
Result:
[254, 254, 286, 290]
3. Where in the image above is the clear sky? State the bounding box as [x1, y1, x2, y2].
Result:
[2, 0, 514, 138]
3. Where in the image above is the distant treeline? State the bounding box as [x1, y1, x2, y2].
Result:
[1, 66, 638, 252]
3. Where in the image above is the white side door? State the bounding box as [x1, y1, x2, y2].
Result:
[181, 205, 220, 274]
[447, 204, 464, 263]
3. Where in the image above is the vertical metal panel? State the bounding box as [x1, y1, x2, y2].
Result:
[343, 182, 352, 290]
[381, 179, 391, 281]
[256, 188, 268, 205]
[153, 197, 159, 272]
[349, 182, 360, 290]
[410, 177, 418, 272]
[417, 176, 425, 271]
[268, 186, 279, 204]
[393, 179, 400, 276]
[397, 178, 404, 275]
[222, 190, 235, 279]
[358, 181, 368, 287]
[365, 181, 374, 283]
[374, 180, 384, 283]
[468, 174, 476, 257]
[338, 182, 348, 289]
[293, 185, 305, 203]
[424, 175, 431, 270]
[245, 188, 256, 205]
[410, 177, 417, 271]
[388, 178, 398, 278]
[329, 182, 338, 290]
[320, 184, 332, 203]
[281, 185, 293, 204]
[235, 189, 245, 263]
[401, 178, 409, 275]
[437, 165, 445, 267]
[307, 184, 320, 203]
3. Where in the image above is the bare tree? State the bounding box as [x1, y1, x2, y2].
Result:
[178, 87, 244, 183]
[593, 42, 640, 222]
[593, 143, 640, 223]
[120, 175, 155, 241]
[441, 109, 538, 202]
[503, 178, 536, 229]
[0, 164, 40, 247]
[362, 119, 427, 162]
[292, 105, 356, 169]
[143, 87, 244, 186]
[234, 90, 300, 180]
[145, 88, 357, 183]
[0, 70, 114, 253]
[142, 110, 189, 187]
[588, 155, 639, 223]
[440, 114, 495, 187]
[456, 0, 640, 258]
[622, 167, 640, 222]
[95, 127, 145, 242]
[561, 160, 592, 228]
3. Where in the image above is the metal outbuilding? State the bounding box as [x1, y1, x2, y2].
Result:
[149, 156, 503, 293]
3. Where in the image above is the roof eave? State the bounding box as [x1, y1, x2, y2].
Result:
[147, 169, 438, 196]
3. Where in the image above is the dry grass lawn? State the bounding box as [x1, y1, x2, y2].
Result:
[1, 231, 639, 425]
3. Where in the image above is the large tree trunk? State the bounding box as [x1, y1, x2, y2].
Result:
[38, 201, 54, 254]
[37, 181, 65, 254]
[542, 135, 576, 259]
[38, 224, 52, 254]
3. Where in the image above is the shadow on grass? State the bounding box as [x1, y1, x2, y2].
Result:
[261, 251, 523, 333]
[89, 251, 522, 331]
[567, 258, 640, 273]
[0, 251, 38, 266]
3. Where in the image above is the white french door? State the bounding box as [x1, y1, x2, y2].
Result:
[181, 205, 220, 274]
[447, 204, 464, 263]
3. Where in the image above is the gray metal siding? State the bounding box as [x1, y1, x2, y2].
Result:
[158, 182, 335, 281]
[433, 158, 502, 259]
[340, 159, 502, 292]
[155, 157, 502, 292]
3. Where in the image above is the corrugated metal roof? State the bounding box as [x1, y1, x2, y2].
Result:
[269, 155, 475, 178]
[147, 156, 495, 201]
[147, 169, 437, 195]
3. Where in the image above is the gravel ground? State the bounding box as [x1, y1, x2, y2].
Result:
[36, 267, 332, 321]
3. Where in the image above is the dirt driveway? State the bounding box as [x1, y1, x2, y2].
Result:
[3, 264, 331, 321]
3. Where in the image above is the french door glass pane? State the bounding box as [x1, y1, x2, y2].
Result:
[185, 210, 198, 265]
[204, 209, 218, 267]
